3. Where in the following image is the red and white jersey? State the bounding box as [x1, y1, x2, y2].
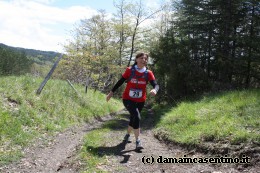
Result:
[122, 67, 155, 102]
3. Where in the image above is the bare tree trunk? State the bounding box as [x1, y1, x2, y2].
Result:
[127, 1, 162, 67]
[85, 71, 92, 93]
[246, 5, 255, 88]
[128, 25, 138, 67]
[94, 68, 103, 92]
[116, 0, 126, 66]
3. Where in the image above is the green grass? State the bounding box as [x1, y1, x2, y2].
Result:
[80, 128, 110, 173]
[79, 121, 120, 172]
[78, 116, 127, 173]
[154, 89, 260, 146]
[0, 75, 123, 165]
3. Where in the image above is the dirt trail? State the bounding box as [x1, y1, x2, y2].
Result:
[0, 113, 117, 173]
[0, 109, 258, 173]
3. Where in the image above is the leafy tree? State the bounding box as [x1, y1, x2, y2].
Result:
[59, 1, 165, 94]
[57, 11, 122, 92]
[0, 47, 32, 76]
[151, 0, 259, 101]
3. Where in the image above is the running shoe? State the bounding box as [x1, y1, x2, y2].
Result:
[136, 140, 143, 150]
[123, 134, 130, 142]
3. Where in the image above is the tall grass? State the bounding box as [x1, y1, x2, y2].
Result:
[154, 89, 260, 145]
[0, 75, 123, 165]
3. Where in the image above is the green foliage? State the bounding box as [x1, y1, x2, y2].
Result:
[151, 30, 210, 100]
[0, 75, 123, 165]
[0, 47, 32, 76]
[154, 89, 260, 145]
[60, 3, 163, 94]
[151, 0, 260, 101]
[57, 10, 123, 91]
[80, 128, 111, 172]
[0, 43, 61, 79]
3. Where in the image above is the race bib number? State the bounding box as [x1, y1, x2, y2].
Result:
[129, 88, 142, 98]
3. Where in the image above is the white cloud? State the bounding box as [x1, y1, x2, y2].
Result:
[0, 0, 97, 52]
[144, 0, 160, 9]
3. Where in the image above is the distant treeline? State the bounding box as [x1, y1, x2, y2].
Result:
[0, 43, 61, 76]
[0, 46, 32, 75]
[0, 43, 61, 64]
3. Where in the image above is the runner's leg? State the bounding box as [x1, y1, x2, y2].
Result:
[123, 100, 145, 147]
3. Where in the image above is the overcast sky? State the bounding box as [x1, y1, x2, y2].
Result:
[0, 0, 164, 53]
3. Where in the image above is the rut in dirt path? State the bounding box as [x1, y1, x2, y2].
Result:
[0, 111, 123, 173]
[75, 108, 258, 173]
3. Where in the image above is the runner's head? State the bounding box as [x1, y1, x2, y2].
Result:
[133, 52, 149, 67]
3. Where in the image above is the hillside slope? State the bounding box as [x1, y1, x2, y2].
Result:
[0, 75, 123, 165]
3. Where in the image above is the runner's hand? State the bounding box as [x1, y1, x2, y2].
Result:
[150, 89, 157, 96]
[106, 91, 113, 102]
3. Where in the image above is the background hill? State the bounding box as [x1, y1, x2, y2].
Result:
[0, 43, 61, 64]
[0, 43, 63, 77]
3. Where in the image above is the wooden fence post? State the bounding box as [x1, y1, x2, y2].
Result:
[36, 54, 63, 95]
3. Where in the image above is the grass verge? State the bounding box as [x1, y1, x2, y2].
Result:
[78, 117, 127, 173]
[154, 89, 259, 147]
[0, 75, 123, 165]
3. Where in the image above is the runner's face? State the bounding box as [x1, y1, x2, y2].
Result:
[136, 55, 148, 67]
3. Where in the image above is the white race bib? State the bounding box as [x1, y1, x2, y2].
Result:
[129, 88, 142, 98]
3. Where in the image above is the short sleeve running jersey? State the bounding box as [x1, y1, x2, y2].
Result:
[122, 67, 155, 102]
